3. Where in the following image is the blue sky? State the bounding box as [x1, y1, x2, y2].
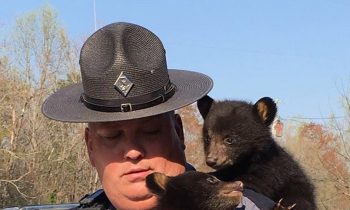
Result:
[1, 0, 349, 124]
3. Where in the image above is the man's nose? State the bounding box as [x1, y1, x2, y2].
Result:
[123, 139, 145, 160]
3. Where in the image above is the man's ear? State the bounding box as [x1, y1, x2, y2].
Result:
[85, 127, 95, 167]
[197, 95, 214, 119]
[252, 97, 277, 126]
[146, 172, 169, 196]
[174, 114, 185, 150]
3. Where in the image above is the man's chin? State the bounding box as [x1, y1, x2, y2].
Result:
[125, 183, 154, 201]
[112, 196, 157, 210]
[107, 186, 156, 209]
[127, 191, 154, 202]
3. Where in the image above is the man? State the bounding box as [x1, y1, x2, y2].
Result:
[42, 22, 276, 209]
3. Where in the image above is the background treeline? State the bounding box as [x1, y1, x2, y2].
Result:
[0, 6, 349, 209]
[0, 6, 99, 207]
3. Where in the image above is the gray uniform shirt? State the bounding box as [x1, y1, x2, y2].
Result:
[236, 189, 276, 210]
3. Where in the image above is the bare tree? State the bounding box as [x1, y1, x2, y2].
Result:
[282, 119, 350, 210]
[0, 6, 98, 208]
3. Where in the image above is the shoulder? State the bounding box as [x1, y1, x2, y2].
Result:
[71, 189, 115, 210]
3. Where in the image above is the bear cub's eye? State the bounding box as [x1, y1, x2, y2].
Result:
[223, 137, 235, 145]
[206, 176, 220, 184]
[204, 135, 211, 143]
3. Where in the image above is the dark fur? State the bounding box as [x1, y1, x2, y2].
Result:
[146, 171, 244, 210]
[146, 171, 293, 210]
[197, 96, 316, 210]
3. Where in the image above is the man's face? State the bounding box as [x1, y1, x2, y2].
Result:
[85, 113, 187, 210]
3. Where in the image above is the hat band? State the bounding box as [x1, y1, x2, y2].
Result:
[80, 83, 176, 112]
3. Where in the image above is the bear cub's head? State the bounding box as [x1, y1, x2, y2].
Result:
[146, 171, 243, 210]
[197, 95, 277, 169]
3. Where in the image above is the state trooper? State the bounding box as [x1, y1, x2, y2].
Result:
[42, 22, 279, 210]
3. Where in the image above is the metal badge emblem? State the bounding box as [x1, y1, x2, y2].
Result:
[114, 71, 134, 97]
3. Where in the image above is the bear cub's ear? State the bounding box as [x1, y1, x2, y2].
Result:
[146, 172, 169, 196]
[253, 97, 277, 126]
[197, 95, 214, 119]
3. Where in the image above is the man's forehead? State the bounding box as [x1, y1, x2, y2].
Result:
[88, 113, 172, 129]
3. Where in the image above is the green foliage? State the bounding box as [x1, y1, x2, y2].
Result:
[48, 191, 57, 204]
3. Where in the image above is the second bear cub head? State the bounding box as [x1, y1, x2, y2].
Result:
[146, 171, 243, 210]
[197, 95, 277, 169]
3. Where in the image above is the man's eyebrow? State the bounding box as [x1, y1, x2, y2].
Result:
[138, 118, 155, 125]
[138, 115, 161, 123]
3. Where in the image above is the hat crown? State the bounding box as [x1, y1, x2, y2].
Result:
[80, 22, 169, 100]
[42, 22, 213, 122]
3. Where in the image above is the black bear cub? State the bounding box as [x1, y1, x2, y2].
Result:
[146, 171, 294, 210]
[197, 96, 316, 210]
[146, 171, 244, 210]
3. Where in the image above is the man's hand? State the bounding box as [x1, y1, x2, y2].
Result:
[273, 199, 296, 210]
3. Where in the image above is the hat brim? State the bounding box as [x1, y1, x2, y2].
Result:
[42, 69, 213, 122]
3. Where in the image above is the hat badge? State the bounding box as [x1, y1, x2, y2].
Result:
[114, 71, 134, 97]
